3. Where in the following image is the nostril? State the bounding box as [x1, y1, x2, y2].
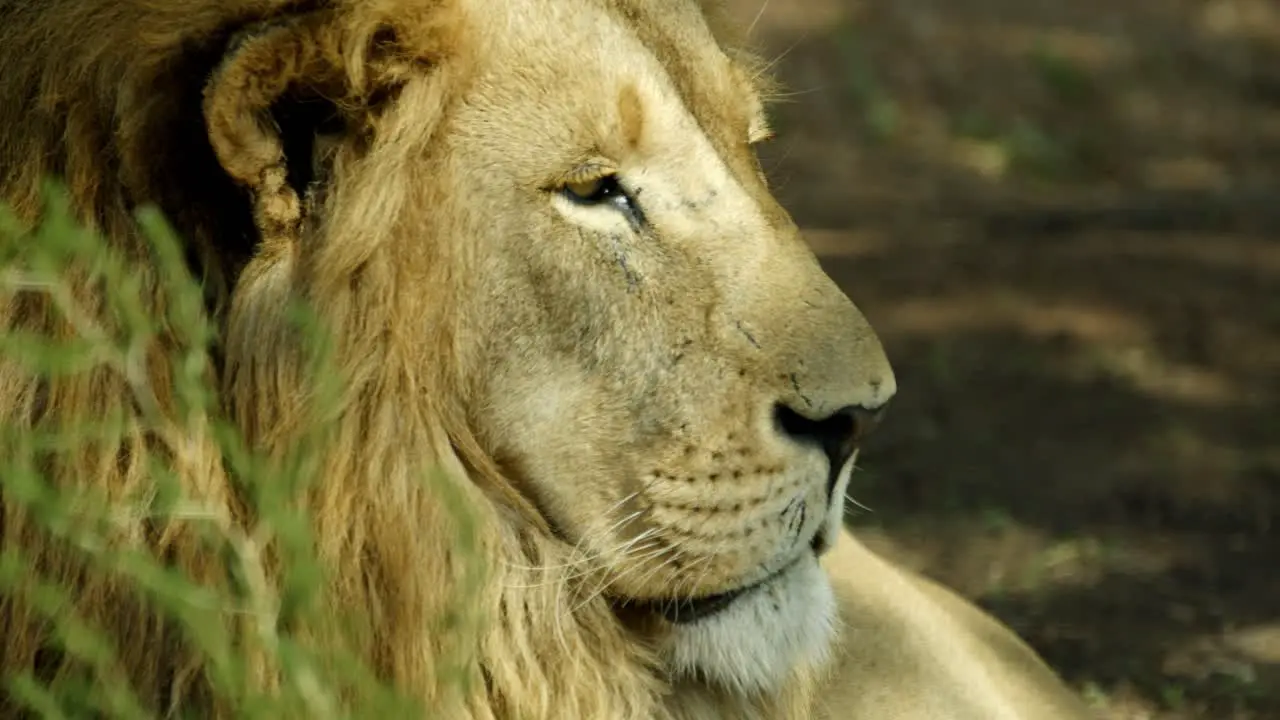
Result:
[775, 403, 885, 456]
[775, 405, 848, 459]
[846, 404, 886, 443]
[774, 403, 888, 496]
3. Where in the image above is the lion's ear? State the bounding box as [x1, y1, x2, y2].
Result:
[202, 13, 403, 247]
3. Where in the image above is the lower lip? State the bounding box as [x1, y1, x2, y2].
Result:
[633, 557, 803, 625]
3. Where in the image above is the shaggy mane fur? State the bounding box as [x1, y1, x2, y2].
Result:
[0, 1, 813, 718]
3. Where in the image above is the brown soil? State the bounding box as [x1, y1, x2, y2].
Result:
[724, 0, 1280, 717]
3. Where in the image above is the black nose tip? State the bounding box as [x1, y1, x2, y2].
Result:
[774, 403, 888, 494]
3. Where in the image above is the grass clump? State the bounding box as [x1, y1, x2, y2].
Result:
[0, 182, 476, 718]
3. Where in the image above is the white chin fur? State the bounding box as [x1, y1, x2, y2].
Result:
[662, 556, 837, 695]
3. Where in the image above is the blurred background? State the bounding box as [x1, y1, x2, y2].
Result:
[719, 0, 1280, 717]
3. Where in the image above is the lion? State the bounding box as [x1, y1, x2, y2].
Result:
[0, 0, 1095, 717]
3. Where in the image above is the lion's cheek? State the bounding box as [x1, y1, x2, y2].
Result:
[471, 362, 647, 528]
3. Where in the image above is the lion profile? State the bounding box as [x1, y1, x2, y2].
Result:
[0, 0, 1094, 717]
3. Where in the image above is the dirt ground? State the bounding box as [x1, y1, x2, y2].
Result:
[721, 0, 1280, 717]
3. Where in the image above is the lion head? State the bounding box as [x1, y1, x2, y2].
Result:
[0, 0, 893, 716]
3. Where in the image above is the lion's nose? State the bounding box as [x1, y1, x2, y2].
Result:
[773, 401, 888, 494]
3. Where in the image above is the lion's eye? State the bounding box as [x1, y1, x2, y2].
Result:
[560, 173, 645, 228]
[563, 175, 626, 206]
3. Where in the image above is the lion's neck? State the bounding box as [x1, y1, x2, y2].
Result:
[659, 668, 824, 720]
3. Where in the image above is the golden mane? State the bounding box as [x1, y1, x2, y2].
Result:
[0, 1, 782, 717]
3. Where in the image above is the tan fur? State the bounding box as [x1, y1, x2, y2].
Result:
[0, 0, 1092, 717]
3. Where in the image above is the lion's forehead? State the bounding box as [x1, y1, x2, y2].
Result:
[458, 0, 760, 144]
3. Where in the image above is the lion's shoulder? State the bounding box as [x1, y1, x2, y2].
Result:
[818, 530, 1093, 719]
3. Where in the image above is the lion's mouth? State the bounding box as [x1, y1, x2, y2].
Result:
[634, 586, 750, 625]
[627, 557, 803, 625]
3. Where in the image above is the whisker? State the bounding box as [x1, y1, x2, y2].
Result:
[575, 535, 670, 603]
[752, 35, 808, 82]
[564, 527, 665, 601]
[623, 541, 692, 599]
[676, 546, 719, 598]
[551, 522, 665, 617]
[764, 86, 825, 103]
[569, 537, 669, 615]
[501, 492, 641, 575]
[763, 136, 799, 176]
[843, 494, 874, 514]
[546, 507, 648, 653]
[505, 522, 653, 593]
[746, 0, 770, 39]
